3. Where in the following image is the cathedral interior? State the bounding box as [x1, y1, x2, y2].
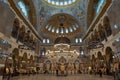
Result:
[0, 0, 120, 80]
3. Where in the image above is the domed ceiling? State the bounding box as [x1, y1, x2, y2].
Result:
[38, 0, 89, 29]
[43, 13, 82, 34]
[38, 0, 89, 42]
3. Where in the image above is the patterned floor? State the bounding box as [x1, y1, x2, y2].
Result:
[8, 74, 114, 80]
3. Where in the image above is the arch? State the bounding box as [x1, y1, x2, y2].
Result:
[19, 25, 26, 42]
[44, 60, 52, 70]
[29, 35, 34, 44]
[44, 60, 52, 64]
[58, 56, 67, 64]
[54, 37, 71, 44]
[22, 52, 28, 62]
[92, 54, 96, 62]
[74, 60, 80, 70]
[29, 55, 34, 64]
[105, 47, 113, 63]
[98, 24, 106, 41]
[94, 29, 100, 41]
[30, 55, 33, 61]
[11, 18, 20, 38]
[12, 48, 19, 69]
[74, 60, 80, 65]
[12, 48, 19, 57]
[103, 16, 112, 37]
[91, 33, 94, 41]
[97, 51, 103, 60]
[24, 30, 30, 43]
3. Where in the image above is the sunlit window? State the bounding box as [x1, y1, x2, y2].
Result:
[69, 27, 73, 32]
[18, 1, 29, 18]
[61, 27, 64, 34]
[68, 0, 72, 4]
[75, 38, 82, 43]
[42, 51, 45, 56]
[48, 26, 52, 31]
[81, 51, 84, 55]
[43, 39, 46, 43]
[43, 39, 50, 44]
[65, 28, 69, 33]
[72, 0, 76, 2]
[64, 1, 68, 5]
[114, 24, 118, 29]
[60, 2, 64, 6]
[47, 24, 79, 34]
[56, 28, 59, 33]
[73, 26, 77, 30]
[96, 0, 105, 14]
[116, 38, 120, 42]
[46, 25, 49, 29]
[47, 0, 51, 3]
[47, 39, 50, 43]
[52, 27, 55, 32]
[56, 2, 59, 5]
[44, 0, 77, 6]
[75, 38, 78, 43]
[51, 1, 55, 5]
[79, 38, 82, 43]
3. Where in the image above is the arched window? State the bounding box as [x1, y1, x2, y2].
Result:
[44, 0, 77, 6]
[47, 39, 50, 43]
[75, 38, 82, 43]
[43, 39, 46, 43]
[75, 38, 78, 43]
[95, 0, 105, 14]
[96, 0, 105, 14]
[65, 28, 69, 33]
[56, 28, 59, 33]
[18, 1, 29, 18]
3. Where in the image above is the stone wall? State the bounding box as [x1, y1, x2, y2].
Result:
[89, 0, 120, 58]
[0, 2, 15, 37]
[108, 0, 120, 27]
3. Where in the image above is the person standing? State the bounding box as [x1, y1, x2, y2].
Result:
[99, 69, 102, 77]
[115, 69, 120, 80]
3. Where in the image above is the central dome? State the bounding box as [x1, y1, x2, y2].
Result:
[44, 13, 80, 34]
[42, 0, 79, 8]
